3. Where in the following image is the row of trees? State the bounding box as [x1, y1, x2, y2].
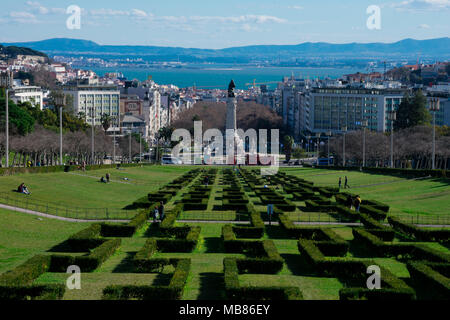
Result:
[0, 90, 144, 167]
[326, 125, 450, 169]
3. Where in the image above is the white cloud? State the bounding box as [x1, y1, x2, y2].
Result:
[418, 23, 431, 28]
[188, 15, 286, 24]
[393, 0, 450, 11]
[131, 9, 148, 18]
[288, 5, 304, 10]
[25, 1, 64, 15]
[9, 11, 40, 23]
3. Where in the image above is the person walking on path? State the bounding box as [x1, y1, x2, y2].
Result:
[355, 195, 362, 212]
[159, 201, 165, 221]
[153, 207, 159, 222]
[339, 177, 342, 189]
[344, 176, 349, 189]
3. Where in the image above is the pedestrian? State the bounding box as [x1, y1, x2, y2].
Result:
[339, 177, 342, 189]
[159, 201, 165, 220]
[355, 195, 362, 212]
[267, 203, 274, 225]
[347, 196, 354, 210]
[106, 173, 110, 183]
[153, 207, 159, 222]
[344, 176, 349, 189]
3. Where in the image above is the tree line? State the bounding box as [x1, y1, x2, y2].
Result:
[0, 90, 143, 167]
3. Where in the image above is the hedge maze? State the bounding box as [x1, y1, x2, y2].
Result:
[1, 167, 449, 300]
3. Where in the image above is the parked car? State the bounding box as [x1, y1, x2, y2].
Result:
[161, 156, 182, 165]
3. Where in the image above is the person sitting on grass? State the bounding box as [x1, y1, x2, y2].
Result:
[100, 176, 107, 183]
[106, 173, 110, 183]
[18, 183, 31, 195]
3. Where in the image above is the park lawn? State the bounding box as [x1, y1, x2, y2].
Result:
[0, 209, 90, 274]
[282, 168, 450, 217]
[0, 166, 191, 216]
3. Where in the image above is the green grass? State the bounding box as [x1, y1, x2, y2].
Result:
[2, 167, 450, 300]
[0, 165, 191, 219]
[0, 209, 90, 273]
[282, 168, 450, 220]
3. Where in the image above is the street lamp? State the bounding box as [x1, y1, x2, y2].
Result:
[361, 120, 368, 168]
[430, 98, 440, 170]
[91, 107, 95, 165]
[387, 111, 396, 168]
[112, 116, 117, 165]
[317, 133, 322, 160]
[327, 131, 332, 165]
[342, 126, 347, 167]
[5, 87, 9, 168]
[4, 71, 12, 168]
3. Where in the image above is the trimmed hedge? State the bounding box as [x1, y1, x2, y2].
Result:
[407, 261, 450, 299]
[0, 284, 65, 300]
[0, 163, 151, 177]
[314, 165, 448, 179]
[0, 255, 51, 286]
[50, 239, 122, 272]
[223, 258, 302, 300]
[67, 224, 103, 251]
[352, 228, 450, 263]
[388, 216, 450, 242]
[103, 258, 191, 300]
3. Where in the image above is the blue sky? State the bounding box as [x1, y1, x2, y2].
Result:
[0, 0, 449, 48]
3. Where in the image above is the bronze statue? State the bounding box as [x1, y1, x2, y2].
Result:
[228, 80, 236, 98]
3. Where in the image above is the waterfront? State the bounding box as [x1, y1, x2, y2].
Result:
[91, 65, 370, 89]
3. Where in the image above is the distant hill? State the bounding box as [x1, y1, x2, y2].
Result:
[2, 37, 449, 62]
[0, 44, 48, 59]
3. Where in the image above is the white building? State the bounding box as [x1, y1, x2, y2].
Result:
[64, 84, 120, 126]
[309, 87, 408, 134]
[11, 85, 44, 109]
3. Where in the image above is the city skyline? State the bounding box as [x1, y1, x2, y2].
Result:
[0, 0, 449, 49]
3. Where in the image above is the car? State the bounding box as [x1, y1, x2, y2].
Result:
[161, 156, 182, 165]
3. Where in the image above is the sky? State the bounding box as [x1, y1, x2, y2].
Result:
[0, 0, 449, 48]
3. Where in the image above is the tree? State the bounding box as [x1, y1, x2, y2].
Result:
[292, 147, 307, 159]
[0, 98, 35, 135]
[283, 135, 294, 162]
[101, 113, 111, 132]
[395, 90, 431, 130]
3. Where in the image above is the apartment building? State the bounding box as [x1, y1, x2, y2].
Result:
[309, 87, 408, 134]
[64, 84, 120, 126]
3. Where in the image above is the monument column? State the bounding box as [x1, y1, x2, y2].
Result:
[226, 80, 237, 131]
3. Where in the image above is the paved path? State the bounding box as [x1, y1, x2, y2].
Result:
[1, 203, 449, 228]
[0, 203, 128, 223]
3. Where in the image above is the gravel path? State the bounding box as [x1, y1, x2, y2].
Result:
[1, 203, 449, 228]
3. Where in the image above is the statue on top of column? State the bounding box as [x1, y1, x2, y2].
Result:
[228, 80, 236, 98]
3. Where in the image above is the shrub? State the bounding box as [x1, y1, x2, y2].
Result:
[0, 284, 65, 300]
[67, 224, 103, 251]
[0, 255, 51, 286]
[388, 216, 450, 242]
[407, 261, 450, 299]
[50, 239, 121, 272]
[360, 205, 387, 221]
[103, 259, 190, 300]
